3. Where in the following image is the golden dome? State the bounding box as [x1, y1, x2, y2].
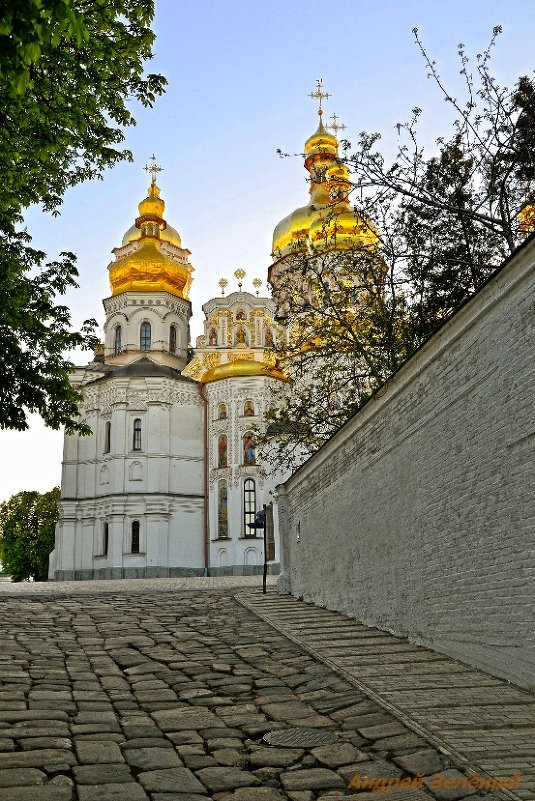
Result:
[272, 204, 313, 257]
[272, 113, 379, 260]
[110, 176, 192, 299]
[138, 183, 165, 217]
[202, 358, 286, 384]
[304, 118, 338, 172]
[121, 180, 182, 248]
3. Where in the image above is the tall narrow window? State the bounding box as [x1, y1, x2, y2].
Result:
[114, 325, 122, 355]
[243, 478, 256, 537]
[104, 421, 111, 454]
[131, 521, 140, 554]
[140, 321, 151, 351]
[103, 523, 109, 556]
[218, 403, 227, 420]
[169, 324, 177, 355]
[133, 418, 142, 451]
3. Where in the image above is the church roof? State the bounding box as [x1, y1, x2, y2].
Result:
[87, 357, 197, 384]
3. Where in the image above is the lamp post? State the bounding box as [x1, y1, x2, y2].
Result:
[247, 507, 267, 594]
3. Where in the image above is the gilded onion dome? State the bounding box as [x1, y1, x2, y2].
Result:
[271, 112, 378, 262]
[108, 176, 193, 299]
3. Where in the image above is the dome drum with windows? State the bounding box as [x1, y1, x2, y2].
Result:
[109, 165, 193, 299]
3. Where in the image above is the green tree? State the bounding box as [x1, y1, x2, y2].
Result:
[266, 29, 535, 469]
[0, 488, 60, 581]
[0, 0, 166, 433]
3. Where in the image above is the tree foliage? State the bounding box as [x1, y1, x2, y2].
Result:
[266, 28, 535, 469]
[0, 487, 60, 582]
[0, 0, 166, 432]
[265, 242, 412, 468]
[351, 27, 535, 338]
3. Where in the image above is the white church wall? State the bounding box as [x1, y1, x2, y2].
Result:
[277, 235, 535, 691]
[53, 372, 206, 580]
[205, 374, 286, 575]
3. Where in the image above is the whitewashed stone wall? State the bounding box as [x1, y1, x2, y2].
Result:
[277, 236, 535, 691]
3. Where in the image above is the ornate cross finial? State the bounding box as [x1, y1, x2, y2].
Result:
[252, 278, 262, 296]
[144, 154, 163, 186]
[327, 113, 346, 137]
[218, 278, 228, 296]
[234, 268, 246, 292]
[309, 78, 331, 117]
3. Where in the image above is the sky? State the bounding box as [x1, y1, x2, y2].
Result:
[1, 0, 535, 503]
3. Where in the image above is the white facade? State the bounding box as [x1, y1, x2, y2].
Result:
[49, 183, 288, 580]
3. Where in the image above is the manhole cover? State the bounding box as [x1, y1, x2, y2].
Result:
[263, 727, 338, 748]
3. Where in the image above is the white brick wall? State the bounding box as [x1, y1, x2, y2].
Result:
[277, 235, 535, 691]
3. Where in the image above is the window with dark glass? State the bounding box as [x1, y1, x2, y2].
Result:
[104, 421, 111, 453]
[243, 478, 256, 537]
[140, 321, 151, 351]
[103, 523, 109, 556]
[169, 324, 177, 355]
[114, 325, 122, 355]
[133, 418, 142, 451]
[131, 521, 140, 554]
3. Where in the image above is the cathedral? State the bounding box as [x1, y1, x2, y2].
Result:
[49, 88, 371, 581]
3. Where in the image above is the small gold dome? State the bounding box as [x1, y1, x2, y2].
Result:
[121, 180, 182, 248]
[304, 118, 338, 161]
[202, 358, 286, 384]
[138, 182, 165, 217]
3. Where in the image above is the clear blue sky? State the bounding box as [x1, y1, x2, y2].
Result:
[1, 0, 534, 502]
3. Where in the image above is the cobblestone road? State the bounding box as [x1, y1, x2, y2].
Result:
[0, 579, 529, 801]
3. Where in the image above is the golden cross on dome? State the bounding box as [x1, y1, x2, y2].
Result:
[144, 154, 163, 185]
[309, 78, 331, 117]
[327, 113, 347, 137]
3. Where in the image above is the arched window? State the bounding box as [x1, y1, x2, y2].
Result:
[131, 521, 140, 554]
[104, 421, 111, 454]
[140, 321, 151, 351]
[209, 328, 218, 346]
[169, 324, 177, 355]
[133, 418, 142, 451]
[114, 325, 122, 355]
[243, 432, 255, 465]
[244, 400, 255, 417]
[103, 523, 109, 556]
[243, 478, 256, 537]
[218, 434, 227, 468]
[218, 403, 227, 420]
[218, 480, 228, 539]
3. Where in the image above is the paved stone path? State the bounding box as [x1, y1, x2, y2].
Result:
[0, 576, 277, 596]
[0, 578, 529, 801]
[240, 591, 535, 801]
